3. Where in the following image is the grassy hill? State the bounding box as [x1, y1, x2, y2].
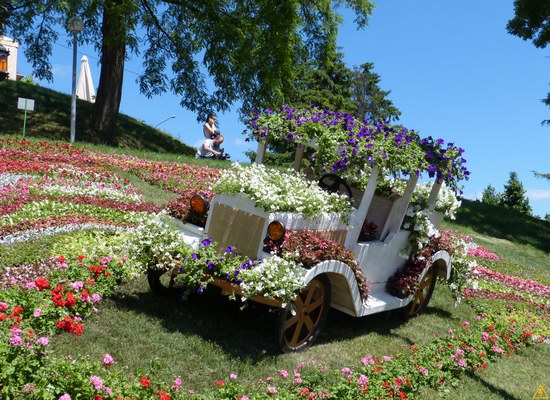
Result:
[0, 79, 196, 155]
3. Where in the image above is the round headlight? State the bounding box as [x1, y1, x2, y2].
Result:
[267, 221, 285, 242]
[190, 194, 209, 215]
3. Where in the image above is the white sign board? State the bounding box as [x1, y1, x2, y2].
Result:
[17, 97, 35, 112]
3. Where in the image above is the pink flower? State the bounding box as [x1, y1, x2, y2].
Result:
[173, 376, 182, 391]
[457, 359, 466, 368]
[267, 386, 277, 394]
[9, 335, 23, 346]
[59, 394, 71, 400]
[279, 369, 289, 378]
[103, 354, 114, 366]
[341, 367, 352, 377]
[357, 374, 369, 385]
[0, 302, 7, 311]
[91, 293, 102, 303]
[70, 281, 84, 291]
[382, 355, 392, 362]
[462, 321, 470, 328]
[90, 375, 103, 390]
[481, 332, 489, 342]
[37, 337, 49, 346]
[33, 308, 42, 317]
[229, 373, 238, 381]
[265, 376, 273, 382]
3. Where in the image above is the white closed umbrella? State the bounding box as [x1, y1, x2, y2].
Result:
[76, 55, 95, 103]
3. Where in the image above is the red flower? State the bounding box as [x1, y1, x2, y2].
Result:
[35, 277, 50, 290]
[140, 376, 151, 389]
[12, 305, 23, 316]
[156, 391, 171, 400]
[94, 396, 104, 400]
[78, 255, 85, 262]
[65, 292, 77, 308]
[399, 391, 407, 400]
[0, 313, 6, 321]
[215, 380, 225, 388]
[58, 256, 66, 263]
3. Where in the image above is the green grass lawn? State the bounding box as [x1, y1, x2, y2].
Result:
[1, 135, 548, 398]
[0, 80, 196, 155]
[50, 279, 479, 392]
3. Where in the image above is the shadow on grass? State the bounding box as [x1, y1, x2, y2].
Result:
[464, 370, 521, 400]
[112, 278, 458, 361]
[451, 199, 550, 253]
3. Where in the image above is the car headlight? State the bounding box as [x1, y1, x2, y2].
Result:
[267, 220, 285, 242]
[190, 194, 209, 215]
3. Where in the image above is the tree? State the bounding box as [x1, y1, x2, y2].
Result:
[289, 50, 356, 113]
[351, 62, 401, 123]
[481, 184, 501, 206]
[5, 0, 374, 143]
[507, 0, 550, 125]
[500, 171, 532, 215]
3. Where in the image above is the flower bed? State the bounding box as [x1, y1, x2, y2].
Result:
[0, 137, 547, 399]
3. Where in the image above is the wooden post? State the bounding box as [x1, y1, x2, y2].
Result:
[344, 166, 380, 249]
[379, 174, 419, 240]
[255, 141, 267, 164]
[292, 143, 305, 171]
[427, 179, 443, 210]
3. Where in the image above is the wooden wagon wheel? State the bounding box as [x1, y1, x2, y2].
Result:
[403, 265, 436, 318]
[147, 266, 182, 296]
[277, 275, 331, 352]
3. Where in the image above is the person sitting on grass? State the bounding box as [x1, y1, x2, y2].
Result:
[203, 113, 218, 139]
[196, 134, 225, 159]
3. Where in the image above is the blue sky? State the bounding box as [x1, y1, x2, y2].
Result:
[13, 0, 550, 218]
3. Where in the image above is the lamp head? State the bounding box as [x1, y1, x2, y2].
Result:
[67, 16, 84, 33]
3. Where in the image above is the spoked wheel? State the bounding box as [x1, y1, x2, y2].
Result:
[403, 265, 436, 318]
[147, 266, 182, 296]
[318, 173, 353, 199]
[277, 275, 331, 352]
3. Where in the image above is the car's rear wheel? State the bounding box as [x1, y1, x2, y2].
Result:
[403, 265, 436, 318]
[277, 275, 331, 352]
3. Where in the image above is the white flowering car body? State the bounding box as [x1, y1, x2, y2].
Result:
[151, 142, 454, 352]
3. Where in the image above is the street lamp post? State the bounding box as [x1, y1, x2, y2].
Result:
[154, 115, 176, 129]
[67, 16, 84, 144]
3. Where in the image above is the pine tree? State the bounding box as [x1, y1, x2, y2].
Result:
[500, 172, 533, 215]
[481, 184, 501, 206]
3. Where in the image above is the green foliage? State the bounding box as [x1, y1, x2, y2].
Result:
[507, 0, 550, 124]
[351, 62, 401, 123]
[499, 171, 532, 216]
[445, 199, 550, 254]
[5, 0, 374, 123]
[289, 50, 357, 114]
[481, 184, 501, 206]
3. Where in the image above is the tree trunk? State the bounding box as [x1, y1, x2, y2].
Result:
[91, 0, 126, 144]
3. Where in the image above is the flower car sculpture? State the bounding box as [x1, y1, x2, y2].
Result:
[146, 106, 469, 352]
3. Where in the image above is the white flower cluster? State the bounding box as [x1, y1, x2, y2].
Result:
[211, 163, 351, 219]
[38, 181, 142, 203]
[0, 173, 31, 189]
[0, 223, 134, 246]
[403, 204, 440, 252]
[0, 200, 148, 228]
[239, 255, 305, 306]
[412, 182, 461, 219]
[122, 214, 189, 273]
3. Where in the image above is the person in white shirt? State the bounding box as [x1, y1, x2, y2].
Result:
[203, 113, 218, 139]
[196, 135, 224, 158]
